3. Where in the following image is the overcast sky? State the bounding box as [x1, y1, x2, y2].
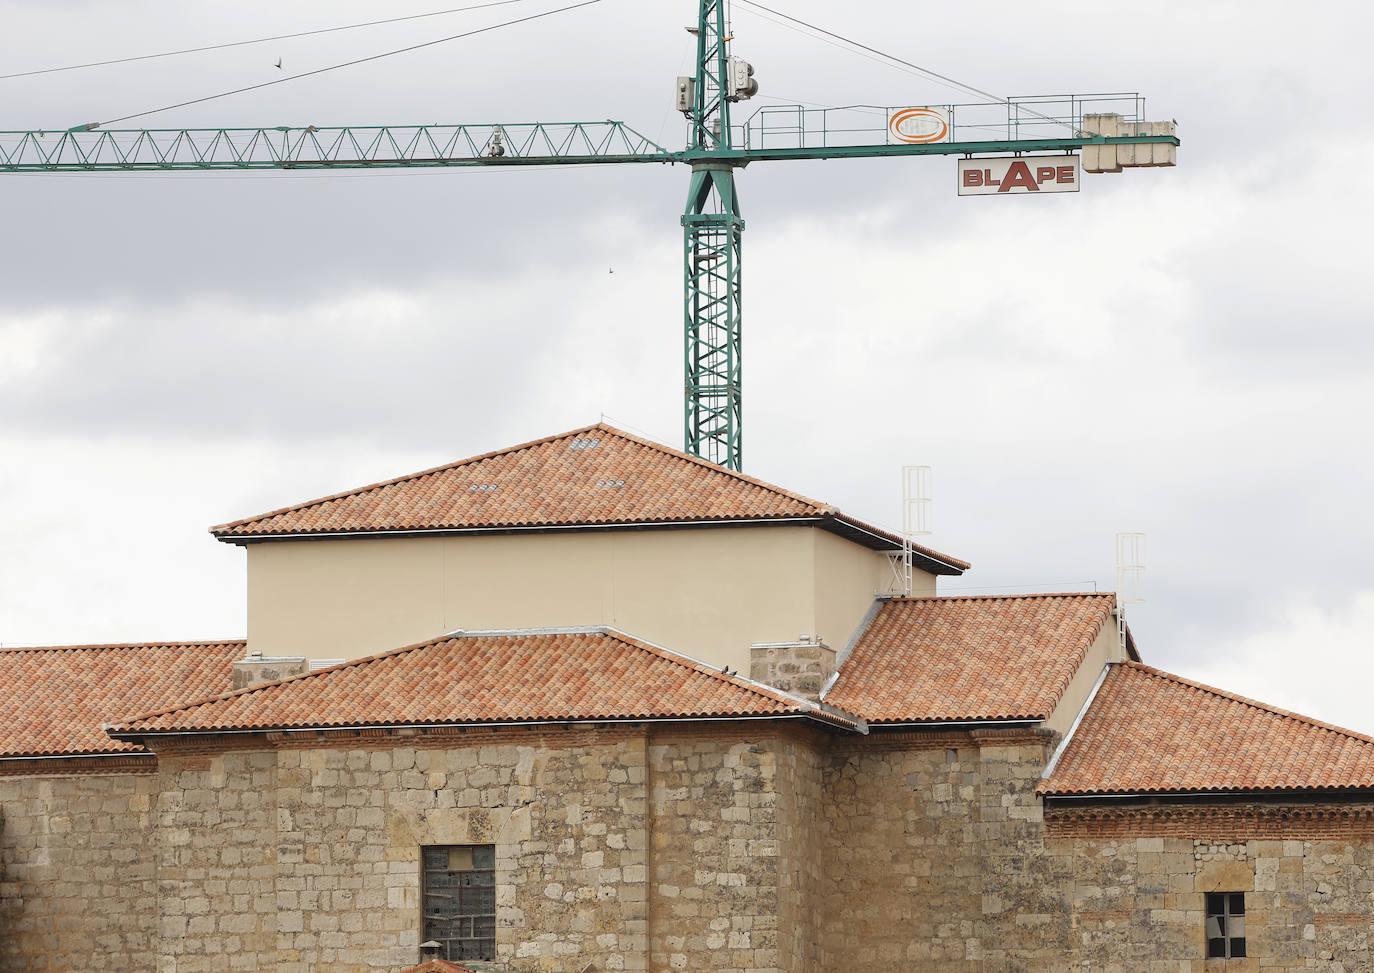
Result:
[2, 0, 1370, 732]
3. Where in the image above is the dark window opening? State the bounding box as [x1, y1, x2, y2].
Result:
[422, 845, 496, 963]
[1206, 891, 1246, 959]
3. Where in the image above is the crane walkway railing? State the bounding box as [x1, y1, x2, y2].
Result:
[736, 93, 1149, 151]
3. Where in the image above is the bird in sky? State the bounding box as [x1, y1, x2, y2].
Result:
[274, 58, 283, 70]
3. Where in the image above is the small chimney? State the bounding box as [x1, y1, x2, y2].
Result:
[749, 637, 836, 703]
[232, 650, 309, 690]
[418, 940, 443, 961]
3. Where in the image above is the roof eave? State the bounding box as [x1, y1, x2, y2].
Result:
[107, 711, 864, 744]
[211, 513, 970, 575]
[863, 717, 1045, 729]
[1041, 787, 1374, 802]
[0, 748, 154, 762]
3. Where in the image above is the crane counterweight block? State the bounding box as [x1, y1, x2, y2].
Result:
[1081, 113, 1177, 172]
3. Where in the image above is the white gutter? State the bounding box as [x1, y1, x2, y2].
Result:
[1040, 662, 1112, 781]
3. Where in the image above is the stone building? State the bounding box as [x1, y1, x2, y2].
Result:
[2, 423, 1372, 972]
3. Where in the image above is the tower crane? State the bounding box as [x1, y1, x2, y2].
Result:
[0, 1, 1178, 471]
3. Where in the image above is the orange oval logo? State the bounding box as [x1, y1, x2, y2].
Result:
[889, 107, 949, 144]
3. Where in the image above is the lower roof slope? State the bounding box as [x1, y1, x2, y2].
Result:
[210, 423, 967, 574]
[1040, 662, 1374, 796]
[0, 641, 243, 758]
[107, 628, 861, 739]
[824, 593, 1119, 724]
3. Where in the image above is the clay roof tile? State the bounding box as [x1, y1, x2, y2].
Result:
[1039, 662, 1374, 795]
[0, 641, 243, 758]
[211, 423, 967, 574]
[106, 628, 862, 738]
[824, 593, 1118, 724]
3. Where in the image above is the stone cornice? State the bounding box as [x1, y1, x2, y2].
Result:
[1045, 801, 1374, 840]
[828, 726, 1055, 754]
[0, 754, 156, 777]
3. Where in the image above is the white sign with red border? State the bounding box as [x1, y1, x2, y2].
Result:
[957, 156, 1080, 195]
[886, 107, 950, 144]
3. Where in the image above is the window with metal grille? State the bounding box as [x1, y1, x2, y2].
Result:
[1206, 892, 1246, 958]
[421, 845, 496, 962]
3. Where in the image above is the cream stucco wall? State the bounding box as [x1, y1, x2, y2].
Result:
[1041, 617, 1125, 737]
[245, 526, 927, 673]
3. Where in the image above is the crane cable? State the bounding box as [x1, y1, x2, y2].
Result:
[734, 0, 1077, 133]
[0, 1, 537, 82]
[82, 0, 602, 130]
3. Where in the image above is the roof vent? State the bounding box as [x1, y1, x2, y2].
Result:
[467, 484, 498, 493]
[596, 479, 626, 488]
[568, 437, 601, 450]
[309, 658, 345, 671]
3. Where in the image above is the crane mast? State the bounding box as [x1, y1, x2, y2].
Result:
[0, 2, 1179, 473]
[683, 0, 745, 467]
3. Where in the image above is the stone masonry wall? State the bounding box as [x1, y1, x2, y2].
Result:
[1058, 832, 1374, 972]
[647, 728, 799, 973]
[155, 749, 279, 971]
[0, 764, 159, 973]
[774, 729, 825, 972]
[153, 726, 651, 973]
[7, 727, 1374, 972]
[819, 733, 1001, 972]
[818, 729, 1374, 973]
[748, 644, 835, 703]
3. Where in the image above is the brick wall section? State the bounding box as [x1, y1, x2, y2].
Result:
[0, 766, 159, 973]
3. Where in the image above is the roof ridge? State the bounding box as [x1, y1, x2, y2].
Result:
[0, 638, 246, 653]
[597, 628, 810, 712]
[1124, 661, 1374, 747]
[108, 635, 449, 729]
[108, 627, 860, 734]
[590, 424, 832, 513]
[209, 422, 609, 534]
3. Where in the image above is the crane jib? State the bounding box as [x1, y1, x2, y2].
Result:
[0, 0, 1178, 475]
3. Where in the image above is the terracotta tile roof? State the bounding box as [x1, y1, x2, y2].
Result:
[0, 641, 243, 758]
[107, 628, 862, 738]
[396, 962, 478, 973]
[210, 423, 967, 574]
[1040, 662, 1374, 795]
[823, 593, 1117, 724]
